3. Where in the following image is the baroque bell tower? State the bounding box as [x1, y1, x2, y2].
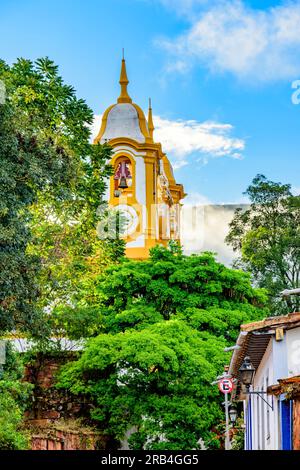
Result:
[94, 56, 185, 259]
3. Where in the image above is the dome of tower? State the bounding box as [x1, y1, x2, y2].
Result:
[97, 102, 149, 143]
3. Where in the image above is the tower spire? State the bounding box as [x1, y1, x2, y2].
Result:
[148, 97, 154, 141]
[117, 51, 132, 104]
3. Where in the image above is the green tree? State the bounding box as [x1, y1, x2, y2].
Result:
[95, 246, 267, 335]
[0, 57, 121, 336]
[0, 343, 32, 449]
[59, 320, 226, 450]
[29, 143, 125, 346]
[0, 57, 124, 449]
[226, 175, 300, 314]
[58, 246, 267, 449]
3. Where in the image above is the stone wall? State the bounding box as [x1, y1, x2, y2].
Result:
[23, 353, 110, 450]
[24, 353, 89, 426]
[31, 425, 107, 450]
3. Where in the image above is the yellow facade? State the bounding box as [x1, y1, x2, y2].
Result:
[94, 57, 185, 259]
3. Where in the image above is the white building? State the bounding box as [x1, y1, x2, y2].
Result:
[229, 312, 300, 450]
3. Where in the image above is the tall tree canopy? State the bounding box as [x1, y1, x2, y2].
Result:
[58, 245, 268, 449]
[0, 57, 120, 336]
[226, 175, 300, 314]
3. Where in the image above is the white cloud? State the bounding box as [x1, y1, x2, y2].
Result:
[158, 0, 300, 82]
[90, 113, 244, 169]
[153, 115, 245, 169]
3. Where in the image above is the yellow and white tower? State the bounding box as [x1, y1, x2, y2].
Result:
[94, 57, 185, 259]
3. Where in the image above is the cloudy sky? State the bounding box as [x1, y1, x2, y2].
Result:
[1, 0, 300, 204]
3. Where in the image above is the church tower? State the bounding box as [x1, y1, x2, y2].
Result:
[94, 56, 185, 259]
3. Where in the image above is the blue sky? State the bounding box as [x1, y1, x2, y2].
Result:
[1, 0, 300, 204]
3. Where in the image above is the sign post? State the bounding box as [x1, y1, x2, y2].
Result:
[224, 391, 231, 450]
[218, 377, 234, 450]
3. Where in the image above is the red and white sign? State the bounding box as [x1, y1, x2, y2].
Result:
[218, 378, 233, 394]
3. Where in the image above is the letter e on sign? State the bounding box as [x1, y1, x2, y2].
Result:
[218, 378, 233, 394]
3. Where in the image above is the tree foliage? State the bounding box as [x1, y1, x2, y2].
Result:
[0, 57, 122, 336]
[0, 343, 32, 449]
[88, 245, 267, 336]
[59, 320, 226, 450]
[0, 56, 125, 448]
[29, 141, 125, 345]
[1, 57, 281, 450]
[226, 174, 300, 314]
[58, 245, 268, 449]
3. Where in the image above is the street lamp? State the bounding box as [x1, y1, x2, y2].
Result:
[229, 406, 238, 425]
[238, 356, 273, 410]
[239, 356, 255, 389]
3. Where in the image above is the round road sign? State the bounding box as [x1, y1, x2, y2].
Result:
[218, 378, 234, 394]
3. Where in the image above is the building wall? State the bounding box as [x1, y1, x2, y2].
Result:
[273, 334, 288, 382]
[245, 329, 300, 450]
[249, 341, 281, 450]
[286, 327, 300, 377]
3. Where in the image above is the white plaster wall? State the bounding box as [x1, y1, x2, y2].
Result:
[158, 203, 171, 240]
[126, 234, 145, 248]
[166, 205, 170, 239]
[135, 156, 146, 209]
[155, 204, 159, 240]
[250, 341, 280, 450]
[286, 327, 300, 377]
